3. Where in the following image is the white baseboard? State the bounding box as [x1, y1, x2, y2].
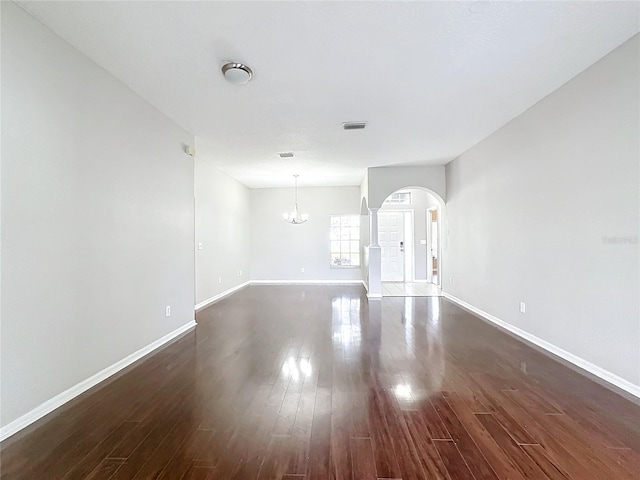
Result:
[442, 292, 640, 400]
[0, 320, 197, 442]
[250, 279, 364, 285]
[251, 280, 374, 298]
[195, 280, 365, 302]
[195, 281, 250, 311]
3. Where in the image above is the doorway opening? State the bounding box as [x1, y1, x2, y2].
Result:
[426, 206, 439, 286]
[379, 188, 442, 297]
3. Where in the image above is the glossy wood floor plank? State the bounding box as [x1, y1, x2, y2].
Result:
[432, 393, 499, 480]
[402, 412, 451, 480]
[308, 387, 331, 480]
[500, 390, 630, 480]
[1, 285, 639, 480]
[520, 445, 573, 480]
[475, 413, 549, 479]
[368, 388, 402, 479]
[499, 390, 603, 480]
[85, 458, 125, 480]
[432, 440, 475, 480]
[349, 437, 377, 480]
[443, 392, 525, 480]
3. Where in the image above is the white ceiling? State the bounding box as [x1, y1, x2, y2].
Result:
[16, 1, 639, 188]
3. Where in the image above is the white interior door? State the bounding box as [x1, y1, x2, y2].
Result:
[379, 211, 404, 281]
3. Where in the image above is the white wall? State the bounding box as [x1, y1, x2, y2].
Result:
[195, 154, 251, 305]
[251, 186, 362, 282]
[381, 189, 439, 280]
[445, 35, 639, 388]
[1, 3, 195, 428]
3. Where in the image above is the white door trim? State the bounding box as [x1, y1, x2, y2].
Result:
[426, 206, 441, 288]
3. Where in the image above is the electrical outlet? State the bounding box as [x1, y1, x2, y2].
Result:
[449, 277, 453, 285]
[519, 302, 526, 314]
[301, 267, 305, 273]
[218, 277, 222, 284]
[237, 269, 242, 276]
[165, 306, 171, 317]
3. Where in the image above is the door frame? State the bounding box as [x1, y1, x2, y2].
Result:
[426, 206, 441, 288]
[402, 210, 415, 282]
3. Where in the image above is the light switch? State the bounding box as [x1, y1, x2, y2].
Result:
[198, 242, 203, 250]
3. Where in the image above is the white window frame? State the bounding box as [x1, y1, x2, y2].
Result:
[383, 192, 412, 206]
[330, 214, 360, 268]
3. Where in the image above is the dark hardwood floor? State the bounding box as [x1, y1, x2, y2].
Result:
[1, 285, 639, 479]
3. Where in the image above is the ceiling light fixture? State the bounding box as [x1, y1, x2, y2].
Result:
[278, 152, 294, 158]
[342, 121, 367, 130]
[282, 174, 308, 224]
[221, 62, 253, 85]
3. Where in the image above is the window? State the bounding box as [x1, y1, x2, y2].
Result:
[383, 192, 411, 205]
[330, 215, 360, 267]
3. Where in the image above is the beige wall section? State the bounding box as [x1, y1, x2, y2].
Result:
[445, 35, 640, 386]
[194, 154, 251, 304]
[1, 3, 195, 427]
[250, 187, 362, 282]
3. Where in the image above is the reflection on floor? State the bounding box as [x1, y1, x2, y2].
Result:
[382, 281, 441, 297]
[2, 285, 638, 479]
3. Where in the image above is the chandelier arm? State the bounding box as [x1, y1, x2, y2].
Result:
[283, 174, 308, 224]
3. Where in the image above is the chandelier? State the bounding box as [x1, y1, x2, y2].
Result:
[282, 174, 309, 224]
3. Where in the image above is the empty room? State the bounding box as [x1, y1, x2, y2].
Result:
[1, 1, 638, 479]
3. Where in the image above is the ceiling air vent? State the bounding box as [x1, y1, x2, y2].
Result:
[342, 121, 367, 130]
[278, 152, 294, 158]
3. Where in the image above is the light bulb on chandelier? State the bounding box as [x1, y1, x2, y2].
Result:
[283, 174, 309, 224]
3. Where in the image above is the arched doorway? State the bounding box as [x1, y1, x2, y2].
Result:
[379, 187, 442, 297]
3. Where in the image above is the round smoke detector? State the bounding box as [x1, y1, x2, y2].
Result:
[221, 62, 253, 85]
